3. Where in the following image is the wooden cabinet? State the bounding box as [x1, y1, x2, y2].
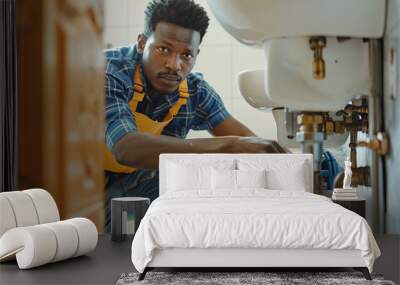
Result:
[17, 0, 105, 230]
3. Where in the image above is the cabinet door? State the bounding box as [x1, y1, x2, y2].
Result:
[17, 0, 105, 230]
[54, 0, 105, 227]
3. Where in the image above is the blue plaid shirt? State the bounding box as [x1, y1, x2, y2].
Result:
[104, 45, 231, 196]
[105, 45, 231, 152]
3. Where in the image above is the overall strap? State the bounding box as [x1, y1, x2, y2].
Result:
[130, 66, 145, 112]
[164, 80, 190, 120]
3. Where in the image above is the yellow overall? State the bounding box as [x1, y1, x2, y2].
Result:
[103, 66, 189, 174]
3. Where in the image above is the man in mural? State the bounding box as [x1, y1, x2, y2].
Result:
[103, 0, 286, 230]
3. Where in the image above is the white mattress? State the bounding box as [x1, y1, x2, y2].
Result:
[131, 190, 380, 273]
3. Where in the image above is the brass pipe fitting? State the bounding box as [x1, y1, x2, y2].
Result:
[344, 105, 369, 114]
[310, 37, 326, 80]
[358, 132, 389, 156]
[334, 121, 346, 133]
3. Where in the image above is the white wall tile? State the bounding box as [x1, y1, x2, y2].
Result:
[231, 46, 265, 98]
[104, 27, 129, 48]
[127, 0, 147, 28]
[104, 0, 128, 28]
[200, 24, 234, 47]
[127, 27, 143, 44]
[231, 46, 265, 73]
[193, 46, 233, 103]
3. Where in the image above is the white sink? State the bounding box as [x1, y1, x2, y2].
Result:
[264, 38, 370, 111]
[207, 0, 386, 46]
[236, 69, 280, 110]
[236, 38, 370, 112]
[208, 0, 381, 111]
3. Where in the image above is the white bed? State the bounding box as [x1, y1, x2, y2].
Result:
[131, 154, 380, 280]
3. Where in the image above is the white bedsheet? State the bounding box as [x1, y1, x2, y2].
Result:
[131, 190, 380, 273]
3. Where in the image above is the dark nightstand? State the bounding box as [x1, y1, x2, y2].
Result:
[332, 199, 366, 218]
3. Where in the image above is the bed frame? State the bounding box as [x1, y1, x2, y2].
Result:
[139, 248, 371, 280]
[137, 154, 372, 281]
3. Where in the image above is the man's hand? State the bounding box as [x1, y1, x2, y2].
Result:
[218, 136, 288, 153]
[209, 116, 288, 153]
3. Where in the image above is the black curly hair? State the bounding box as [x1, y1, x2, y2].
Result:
[144, 0, 210, 43]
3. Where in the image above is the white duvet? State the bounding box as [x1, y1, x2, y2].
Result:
[131, 190, 380, 273]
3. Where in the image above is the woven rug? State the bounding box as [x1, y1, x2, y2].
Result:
[116, 271, 396, 285]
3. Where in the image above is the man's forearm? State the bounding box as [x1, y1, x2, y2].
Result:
[113, 132, 230, 169]
[113, 131, 286, 170]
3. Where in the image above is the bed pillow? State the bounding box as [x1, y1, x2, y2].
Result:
[211, 169, 267, 190]
[236, 169, 267, 189]
[211, 168, 236, 190]
[167, 163, 211, 191]
[238, 158, 310, 192]
[265, 164, 307, 191]
[167, 160, 236, 192]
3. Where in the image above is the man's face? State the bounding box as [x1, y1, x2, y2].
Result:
[138, 21, 201, 93]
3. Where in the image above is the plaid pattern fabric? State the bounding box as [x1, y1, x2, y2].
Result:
[103, 45, 231, 227]
[104, 45, 231, 152]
